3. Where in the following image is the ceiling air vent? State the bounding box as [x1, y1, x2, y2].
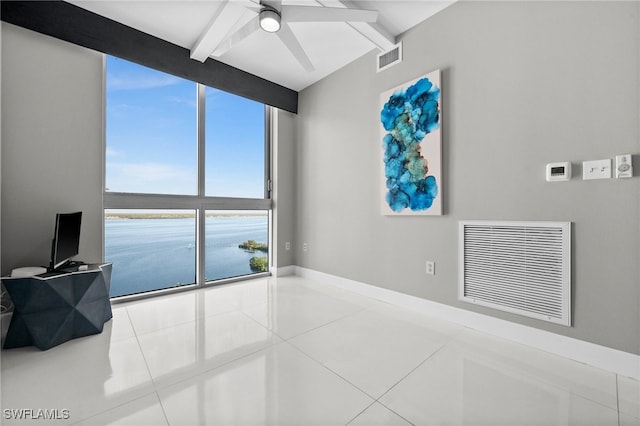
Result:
[377, 42, 402, 72]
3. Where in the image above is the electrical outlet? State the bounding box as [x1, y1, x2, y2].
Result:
[303, 243, 308, 252]
[426, 260, 435, 275]
[285, 242, 291, 251]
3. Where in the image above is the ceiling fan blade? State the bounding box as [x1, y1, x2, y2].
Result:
[277, 23, 314, 72]
[212, 15, 261, 57]
[282, 5, 377, 23]
[190, 0, 247, 62]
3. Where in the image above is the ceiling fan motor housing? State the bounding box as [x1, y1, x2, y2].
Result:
[259, 6, 281, 33]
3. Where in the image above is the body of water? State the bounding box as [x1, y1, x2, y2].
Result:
[105, 216, 268, 297]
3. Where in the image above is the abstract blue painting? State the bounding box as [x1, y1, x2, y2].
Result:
[380, 70, 442, 215]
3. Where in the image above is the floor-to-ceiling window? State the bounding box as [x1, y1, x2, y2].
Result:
[104, 56, 271, 299]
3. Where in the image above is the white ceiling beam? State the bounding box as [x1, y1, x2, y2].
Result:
[190, 0, 248, 63]
[283, 6, 377, 23]
[212, 16, 260, 57]
[347, 20, 396, 51]
[317, 0, 396, 51]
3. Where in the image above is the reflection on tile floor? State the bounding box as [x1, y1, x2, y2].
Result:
[1, 276, 638, 425]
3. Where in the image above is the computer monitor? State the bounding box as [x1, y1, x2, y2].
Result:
[49, 212, 82, 271]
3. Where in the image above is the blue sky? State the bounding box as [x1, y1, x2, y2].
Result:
[106, 56, 265, 198]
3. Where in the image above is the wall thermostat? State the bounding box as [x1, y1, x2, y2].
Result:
[615, 154, 633, 178]
[546, 162, 571, 182]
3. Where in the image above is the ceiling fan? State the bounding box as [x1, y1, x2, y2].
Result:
[190, 0, 387, 72]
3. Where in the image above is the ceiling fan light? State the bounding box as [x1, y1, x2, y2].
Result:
[259, 8, 281, 33]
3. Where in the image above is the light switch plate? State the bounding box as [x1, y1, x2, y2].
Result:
[583, 159, 611, 180]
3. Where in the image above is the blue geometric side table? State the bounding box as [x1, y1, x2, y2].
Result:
[2, 263, 112, 350]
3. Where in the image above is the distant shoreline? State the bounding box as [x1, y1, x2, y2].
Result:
[105, 213, 268, 220]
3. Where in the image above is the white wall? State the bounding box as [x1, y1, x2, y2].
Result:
[1, 23, 104, 274]
[294, 2, 640, 355]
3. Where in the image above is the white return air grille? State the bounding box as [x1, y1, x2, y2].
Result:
[459, 221, 571, 326]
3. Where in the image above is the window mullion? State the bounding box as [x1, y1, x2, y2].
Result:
[196, 83, 206, 286]
[197, 83, 206, 198]
[196, 207, 206, 286]
[264, 105, 272, 199]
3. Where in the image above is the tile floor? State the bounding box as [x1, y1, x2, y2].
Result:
[1, 276, 639, 426]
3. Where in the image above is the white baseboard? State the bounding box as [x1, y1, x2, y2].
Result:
[295, 266, 640, 380]
[273, 265, 296, 277]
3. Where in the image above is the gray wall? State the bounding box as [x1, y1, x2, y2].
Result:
[1, 23, 104, 275]
[295, 1, 640, 354]
[273, 108, 297, 268]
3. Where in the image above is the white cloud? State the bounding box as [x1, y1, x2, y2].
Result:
[107, 74, 182, 91]
[106, 162, 196, 194]
[167, 96, 197, 108]
[105, 147, 122, 158]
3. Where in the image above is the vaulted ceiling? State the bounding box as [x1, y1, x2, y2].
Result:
[67, 1, 454, 91]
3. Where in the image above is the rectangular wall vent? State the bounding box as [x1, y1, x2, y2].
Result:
[377, 42, 402, 72]
[459, 221, 571, 326]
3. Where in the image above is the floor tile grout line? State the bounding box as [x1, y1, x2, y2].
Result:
[344, 401, 417, 426]
[284, 340, 379, 401]
[278, 310, 459, 426]
[127, 303, 243, 338]
[155, 389, 172, 426]
[235, 310, 296, 344]
[448, 330, 623, 413]
[66, 391, 161, 426]
[224, 277, 373, 341]
[124, 304, 234, 395]
[129, 279, 372, 395]
[375, 340, 449, 403]
[288, 342, 422, 426]
[235, 297, 373, 342]
[4, 306, 152, 426]
[149, 339, 290, 395]
[295, 281, 389, 311]
[339, 390, 416, 426]
[372, 402, 416, 426]
[343, 400, 379, 426]
[127, 306, 161, 393]
[239, 282, 470, 424]
[149, 335, 406, 425]
[613, 376, 640, 420]
[616, 374, 620, 426]
[277, 306, 369, 341]
[286, 330, 462, 426]
[366, 341, 458, 426]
